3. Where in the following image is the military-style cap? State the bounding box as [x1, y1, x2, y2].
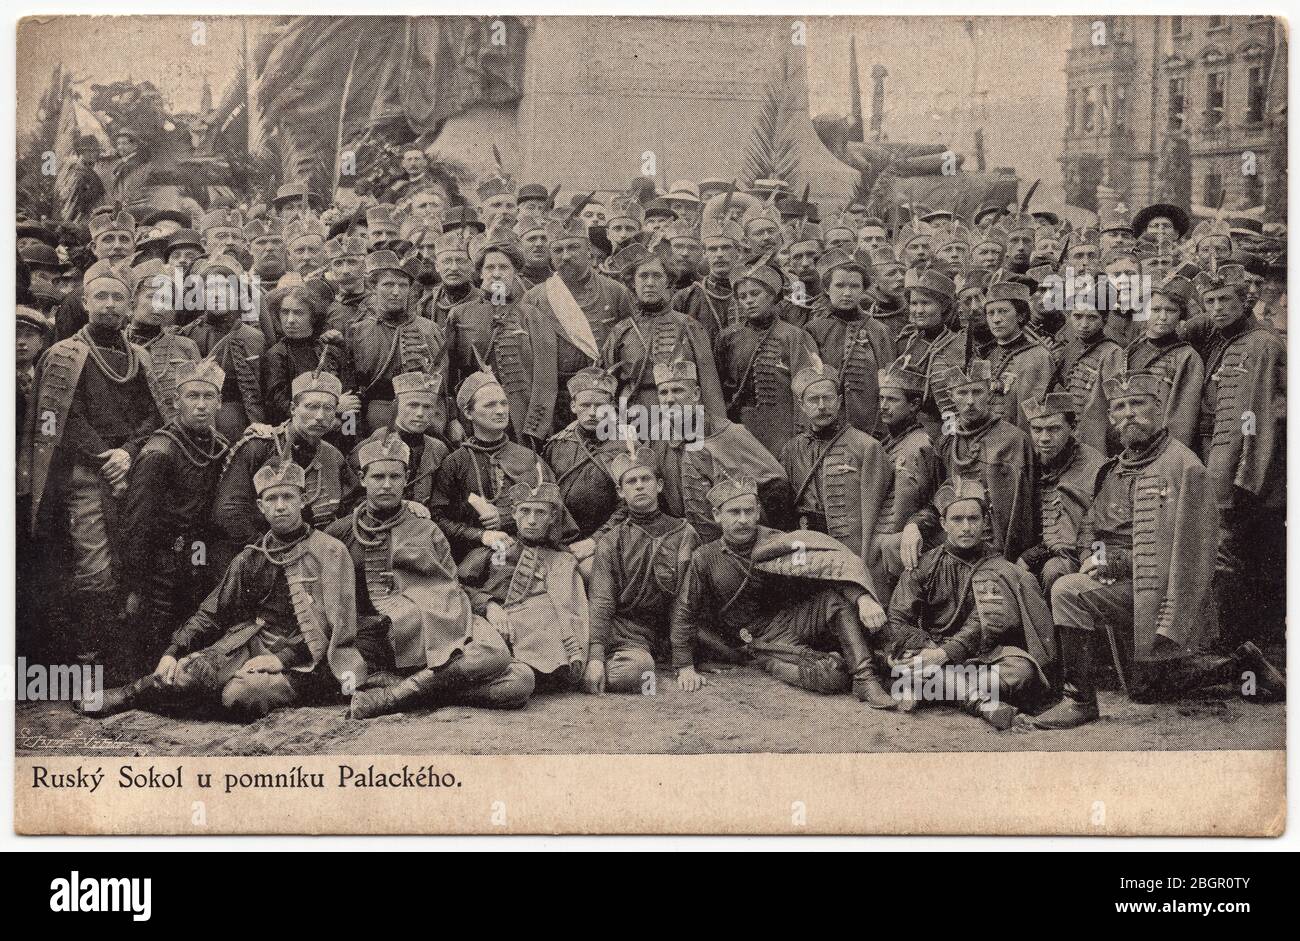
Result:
[365, 249, 419, 279]
[792, 363, 839, 400]
[513, 214, 548, 238]
[476, 174, 516, 202]
[816, 247, 867, 283]
[291, 370, 343, 402]
[241, 219, 279, 244]
[358, 431, 412, 469]
[198, 207, 244, 234]
[431, 228, 475, 258]
[324, 234, 367, 261]
[609, 443, 659, 484]
[16, 305, 54, 333]
[1099, 206, 1133, 234]
[517, 183, 549, 204]
[273, 183, 324, 210]
[653, 359, 698, 386]
[933, 223, 973, 251]
[643, 198, 677, 221]
[607, 195, 644, 227]
[1020, 392, 1076, 422]
[128, 258, 168, 299]
[567, 365, 618, 400]
[821, 216, 858, 241]
[392, 370, 443, 400]
[82, 259, 131, 290]
[878, 356, 927, 395]
[607, 241, 653, 277]
[664, 217, 701, 243]
[175, 358, 226, 392]
[701, 216, 745, 244]
[903, 267, 956, 302]
[868, 246, 904, 270]
[366, 204, 401, 229]
[283, 215, 327, 247]
[957, 268, 994, 295]
[893, 220, 934, 253]
[984, 278, 1032, 307]
[935, 477, 988, 515]
[507, 478, 562, 508]
[1101, 369, 1167, 403]
[706, 475, 759, 511]
[787, 222, 823, 250]
[1064, 227, 1101, 251]
[254, 460, 306, 495]
[456, 369, 505, 413]
[1193, 262, 1247, 296]
[89, 208, 137, 240]
[743, 201, 782, 230]
[734, 261, 784, 298]
[545, 212, 588, 243]
[940, 359, 993, 389]
[441, 205, 485, 233]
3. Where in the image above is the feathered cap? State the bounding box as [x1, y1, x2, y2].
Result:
[254, 459, 306, 495]
[706, 473, 759, 511]
[567, 365, 618, 400]
[609, 441, 659, 484]
[1101, 368, 1167, 404]
[175, 358, 225, 392]
[792, 362, 839, 400]
[392, 370, 443, 400]
[653, 358, 698, 386]
[877, 356, 927, 395]
[934, 477, 988, 515]
[358, 431, 411, 469]
[291, 370, 343, 402]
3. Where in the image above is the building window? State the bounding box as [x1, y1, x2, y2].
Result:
[1168, 77, 1186, 131]
[1244, 171, 1263, 208]
[1207, 16, 1225, 31]
[1081, 86, 1097, 133]
[1247, 65, 1266, 122]
[1171, 15, 1184, 36]
[1205, 72, 1225, 127]
[1203, 172, 1222, 207]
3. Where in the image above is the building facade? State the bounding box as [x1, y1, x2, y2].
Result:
[1060, 15, 1284, 218]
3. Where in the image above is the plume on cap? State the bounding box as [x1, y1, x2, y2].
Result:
[653, 358, 698, 386]
[175, 358, 225, 392]
[1101, 368, 1167, 404]
[291, 370, 343, 401]
[792, 363, 840, 400]
[254, 459, 306, 495]
[934, 477, 988, 515]
[567, 365, 618, 400]
[358, 430, 412, 469]
[1020, 392, 1076, 422]
[706, 472, 759, 511]
[392, 370, 443, 399]
[877, 355, 927, 395]
[609, 441, 659, 484]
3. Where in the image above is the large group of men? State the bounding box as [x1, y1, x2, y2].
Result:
[14, 147, 1287, 732]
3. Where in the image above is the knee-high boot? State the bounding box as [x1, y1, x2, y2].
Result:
[1032, 627, 1100, 729]
[349, 659, 474, 719]
[833, 607, 898, 709]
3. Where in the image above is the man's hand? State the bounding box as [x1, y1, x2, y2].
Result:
[124, 592, 142, 618]
[676, 666, 705, 692]
[338, 392, 362, 415]
[582, 659, 606, 694]
[154, 655, 179, 685]
[403, 500, 430, 519]
[1079, 553, 1102, 580]
[570, 538, 596, 561]
[98, 448, 131, 484]
[900, 522, 923, 570]
[319, 329, 344, 347]
[857, 595, 886, 632]
[481, 530, 513, 551]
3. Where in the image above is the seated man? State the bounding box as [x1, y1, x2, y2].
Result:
[583, 445, 703, 694]
[1035, 371, 1285, 729]
[79, 460, 368, 721]
[671, 476, 896, 707]
[459, 476, 589, 691]
[330, 433, 534, 720]
[884, 479, 1056, 730]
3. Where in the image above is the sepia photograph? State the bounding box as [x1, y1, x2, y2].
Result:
[9, 10, 1288, 835]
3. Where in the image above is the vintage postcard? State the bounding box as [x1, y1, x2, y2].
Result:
[11, 12, 1287, 835]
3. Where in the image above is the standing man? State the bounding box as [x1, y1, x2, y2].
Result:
[894, 268, 967, 437]
[523, 212, 637, 422]
[1120, 274, 1203, 449]
[583, 445, 703, 694]
[673, 215, 743, 343]
[1054, 299, 1123, 454]
[348, 370, 451, 508]
[323, 234, 371, 332]
[716, 260, 819, 460]
[123, 259, 201, 423]
[332, 433, 535, 719]
[119, 360, 230, 674]
[1036, 372, 1284, 729]
[805, 248, 896, 436]
[1015, 393, 1104, 595]
[983, 275, 1054, 433]
[55, 207, 137, 340]
[421, 229, 483, 328]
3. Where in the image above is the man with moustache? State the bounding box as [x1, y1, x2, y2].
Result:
[671, 478, 894, 705]
[665, 217, 706, 291]
[336, 433, 535, 719]
[583, 445, 704, 695]
[349, 370, 450, 508]
[1001, 214, 1037, 275]
[514, 213, 553, 289]
[894, 221, 935, 270]
[323, 234, 371, 332]
[523, 211, 636, 422]
[716, 260, 819, 461]
[602, 246, 724, 415]
[1015, 392, 1104, 595]
[81, 459, 368, 722]
[899, 357, 1039, 568]
[1036, 372, 1285, 729]
[349, 249, 447, 434]
[776, 223, 822, 328]
[741, 201, 784, 264]
[245, 216, 286, 289]
[20, 258, 166, 675]
[804, 249, 896, 436]
[122, 259, 201, 423]
[119, 359, 230, 674]
[421, 228, 484, 328]
[198, 207, 248, 265]
[983, 275, 1055, 433]
[864, 247, 910, 341]
[55, 207, 138, 340]
[673, 215, 744, 344]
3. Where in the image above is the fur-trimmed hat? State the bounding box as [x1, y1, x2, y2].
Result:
[291, 370, 343, 402]
[877, 356, 927, 395]
[567, 365, 618, 400]
[653, 359, 698, 386]
[792, 363, 839, 400]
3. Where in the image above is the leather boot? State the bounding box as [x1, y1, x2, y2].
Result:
[833, 607, 898, 709]
[1032, 627, 1101, 729]
[349, 662, 471, 720]
[76, 672, 166, 718]
[1232, 642, 1286, 702]
[962, 693, 1019, 731]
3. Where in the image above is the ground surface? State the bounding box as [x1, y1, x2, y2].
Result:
[16, 664, 1285, 757]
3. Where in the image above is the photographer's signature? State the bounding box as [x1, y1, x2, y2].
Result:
[19, 728, 133, 750]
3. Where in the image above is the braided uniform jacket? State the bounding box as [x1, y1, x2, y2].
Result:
[543, 423, 626, 539]
[178, 317, 266, 424]
[1056, 334, 1122, 454]
[130, 329, 202, 424]
[421, 283, 484, 332]
[716, 316, 819, 460]
[895, 326, 967, 424]
[938, 416, 1039, 562]
[1200, 316, 1286, 508]
[806, 311, 897, 436]
[349, 314, 448, 402]
[446, 298, 558, 442]
[1123, 337, 1205, 451]
[672, 279, 740, 345]
[986, 333, 1054, 434]
[1036, 440, 1105, 554]
[602, 310, 725, 415]
[876, 422, 941, 535]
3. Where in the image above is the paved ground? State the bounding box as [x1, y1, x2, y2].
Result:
[16, 663, 1284, 757]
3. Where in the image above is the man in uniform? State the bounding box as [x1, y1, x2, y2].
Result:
[55, 207, 137, 340]
[804, 248, 896, 436]
[420, 228, 483, 328]
[1036, 372, 1284, 728]
[123, 259, 201, 423]
[323, 234, 371, 332]
[894, 267, 967, 437]
[671, 478, 896, 707]
[777, 223, 822, 328]
[1120, 274, 1203, 449]
[672, 214, 743, 343]
[583, 445, 703, 694]
[884, 479, 1056, 729]
[650, 358, 793, 542]
[1015, 393, 1104, 594]
[523, 210, 637, 421]
[81, 460, 368, 721]
[348, 370, 450, 508]
[459, 476, 589, 691]
[514, 212, 553, 289]
[865, 246, 910, 341]
[983, 274, 1054, 433]
[1054, 298, 1123, 454]
[20, 259, 164, 676]
[716, 260, 820, 460]
[333, 433, 535, 719]
[349, 249, 447, 434]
